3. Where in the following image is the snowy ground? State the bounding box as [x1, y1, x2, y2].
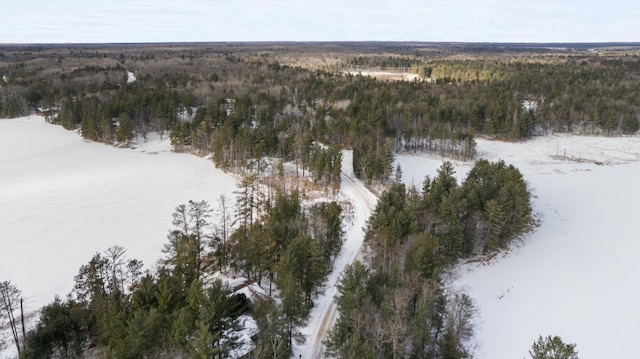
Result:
[396, 134, 640, 358]
[293, 150, 378, 359]
[126, 70, 136, 83]
[0, 116, 238, 358]
[4, 116, 640, 358]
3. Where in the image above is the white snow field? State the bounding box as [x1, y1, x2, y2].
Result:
[0, 116, 238, 357]
[396, 134, 640, 358]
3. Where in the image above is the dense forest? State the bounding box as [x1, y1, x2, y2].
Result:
[1, 44, 639, 184]
[325, 159, 533, 358]
[3, 191, 344, 358]
[1, 43, 627, 358]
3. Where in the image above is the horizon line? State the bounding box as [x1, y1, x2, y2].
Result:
[1, 41, 640, 47]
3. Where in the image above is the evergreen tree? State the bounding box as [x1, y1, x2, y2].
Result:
[274, 270, 307, 351]
[530, 335, 579, 359]
[309, 201, 344, 265]
[461, 159, 532, 253]
[276, 234, 328, 308]
[101, 306, 164, 359]
[621, 111, 639, 134]
[405, 232, 440, 279]
[366, 182, 411, 274]
[252, 301, 290, 359]
[22, 297, 86, 359]
[430, 161, 458, 206]
[115, 113, 134, 144]
[437, 191, 467, 258]
[264, 190, 305, 289]
[484, 198, 507, 251]
[184, 279, 243, 359]
[161, 200, 214, 289]
[325, 262, 373, 358]
[72, 252, 111, 338]
[234, 174, 261, 233]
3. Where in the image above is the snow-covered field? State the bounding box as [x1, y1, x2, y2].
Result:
[3, 115, 640, 358]
[0, 116, 238, 357]
[396, 134, 640, 358]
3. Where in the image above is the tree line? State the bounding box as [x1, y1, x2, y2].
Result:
[3, 191, 344, 358]
[4, 46, 639, 185]
[325, 159, 533, 358]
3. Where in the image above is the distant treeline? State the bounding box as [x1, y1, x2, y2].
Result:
[1, 46, 639, 182]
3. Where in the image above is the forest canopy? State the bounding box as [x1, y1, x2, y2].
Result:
[2, 43, 639, 183]
[0, 43, 601, 358]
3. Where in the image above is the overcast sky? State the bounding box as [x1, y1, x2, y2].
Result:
[2, 0, 639, 43]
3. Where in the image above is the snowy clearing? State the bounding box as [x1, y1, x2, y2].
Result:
[396, 134, 640, 358]
[0, 116, 238, 358]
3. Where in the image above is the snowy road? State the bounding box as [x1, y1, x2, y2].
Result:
[294, 151, 378, 359]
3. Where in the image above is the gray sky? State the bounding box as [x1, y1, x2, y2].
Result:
[2, 0, 639, 43]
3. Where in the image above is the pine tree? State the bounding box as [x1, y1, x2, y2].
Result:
[276, 234, 328, 308]
[405, 232, 440, 279]
[328, 144, 343, 193]
[234, 174, 261, 233]
[161, 201, 214, 289]
[484, 198, 507, 251]
[22, 297, 86, 359]
[325, 262, 372, 358]
[430, 161, 458, 206]
[437, 191, 466, 258]
[215, 194, 232, 271]
[530, 335, 579, 359]
[309, 201, 344, 265]
[365, 182, 411, 273]
[274, 271, 307, 351]
[267, 191, 303, 253]
[394, 163, 403, 183]
[461, 159, 532, 253]
[253, 301, 290, 359]
[185, 280, 242, 359]
[116, 113, 134, 144]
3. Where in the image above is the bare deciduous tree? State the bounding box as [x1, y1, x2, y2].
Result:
[0, 281, 24, 355]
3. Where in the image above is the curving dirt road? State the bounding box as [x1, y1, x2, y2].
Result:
[294, 150, 378, 359]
